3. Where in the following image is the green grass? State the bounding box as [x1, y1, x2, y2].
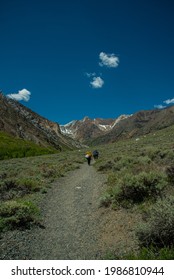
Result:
[0, 131, 58, 160]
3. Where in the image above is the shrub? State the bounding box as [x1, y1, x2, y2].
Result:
[113, 156, 134, 171]
[17, 178, 40, 192]
[42, 167, 56, 178]
[107, 172, 119, 186]
[97, 161, 114, 172]
[164, 150, 174, 164]
[103, 245, 174, 260]
[116, 171, 167, 204]
[99, 192, 112, 207]
[136, 196, 174, 248]
[0, 178, 41, 201]
[166, 166, 174, 183]
[137, 156, 151, 165]
[0, 173, 7, 180]
[126, 246, 174, 260]
[0, 200, 40, 232]
[100, 171, 167, 208]
[0, 180, 31, 201]
[2, 180, 18, 191]
[145, 148, 161, 161]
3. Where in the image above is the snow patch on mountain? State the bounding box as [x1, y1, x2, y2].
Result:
[60, 120, 78, 138]
[98, 124, 112, 131]
[60, 114, 131, 139]
[112, 115, 131, 127]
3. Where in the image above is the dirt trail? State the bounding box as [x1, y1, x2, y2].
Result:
[31, 162, 107, 259]
[0, 162, 138, 260]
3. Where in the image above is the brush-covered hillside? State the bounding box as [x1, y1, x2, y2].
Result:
[1, 124, 174, 259]
[93, 124, 174, 259]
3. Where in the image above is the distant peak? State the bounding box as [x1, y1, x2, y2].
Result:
[62, 120, 77, 127]
[82, 116, 90, 122]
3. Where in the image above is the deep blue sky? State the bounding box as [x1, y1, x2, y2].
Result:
[1, 0, 174, 124]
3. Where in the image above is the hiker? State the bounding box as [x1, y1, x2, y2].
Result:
[93, 150, 99, 159]
[85, 151, 93, 165]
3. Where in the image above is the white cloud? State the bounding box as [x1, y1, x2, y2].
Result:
[164, 98, 174, 104]
[7, 89, 31, 102]
[90, 77, 104, 89]
[99, 52, 119, 68]
[154, 104, 166, 109]
[85, 72, 96, 78]
[154, 97, 174, 109]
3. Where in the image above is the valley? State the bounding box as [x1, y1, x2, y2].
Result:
[1, 93, 174, 259]
[1, 124, 174, 259]
[1, 0, 173, 264]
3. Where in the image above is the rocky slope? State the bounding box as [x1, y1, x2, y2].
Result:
[60, 106, 174, 145]
[91, 106, 174, 145]
[2, 91, 174, 148]
[0, 93, 83, 150]
[60, 115, 129, 143]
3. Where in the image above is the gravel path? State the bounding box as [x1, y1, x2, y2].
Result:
[0, 162, 107, 259]
[31, 162, 107, 259]
[0, 162, 139, 260]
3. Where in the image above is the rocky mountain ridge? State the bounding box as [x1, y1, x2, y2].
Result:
[60, 106, 174, 145]
[60, 115, 130, 143]
[90, 106, 174, 145]
[1, 92, 174, 148]
[0, 93, 83, 150]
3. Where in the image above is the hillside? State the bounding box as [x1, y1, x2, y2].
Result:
[90, 106, 174, 145]
[0, 93, 83, 151]
[0, 131, 58, 160]
[2, 91, 174, 150]
[60, 107, 174, 145]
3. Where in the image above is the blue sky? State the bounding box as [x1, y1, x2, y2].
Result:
[1, 0, 174, 124]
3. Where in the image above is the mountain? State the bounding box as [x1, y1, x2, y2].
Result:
[0, 93, 83, 150]
[90, 106, 174, 145]
[60, 115, 129, 143]
[2, 91, 174, 150]
[60, 107, 174, 145]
